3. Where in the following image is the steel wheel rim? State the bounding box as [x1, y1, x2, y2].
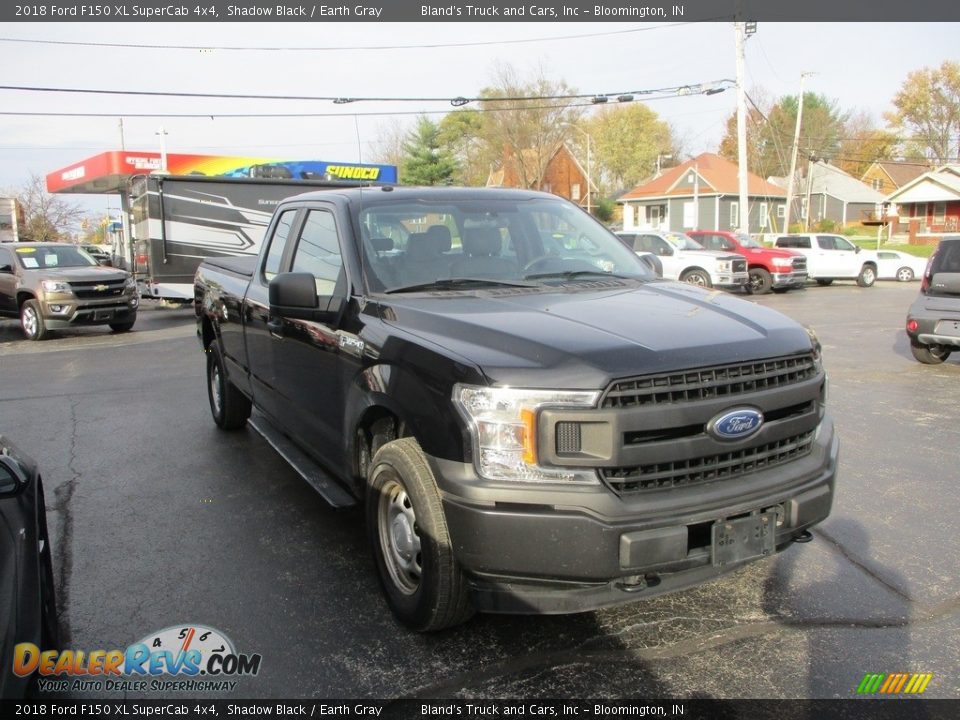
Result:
[863, 268, 876, 284]
[898, 268, 913, 282]
[22, 306, 38, 337]
[749, 274, 762, 293]
[210, 362, 223, 417]
[686, 274, 708, 287]
[378, 477, 422, 595]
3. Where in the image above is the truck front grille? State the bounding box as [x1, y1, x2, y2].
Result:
[70, 279, 127, 299]
[600, 430, 815, 495]
[792, 257, 807, 273]
[732, 259, 747, 274]
[601, 354, 817, 409]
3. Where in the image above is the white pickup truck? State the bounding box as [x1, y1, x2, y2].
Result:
[773, 234, 878, 287]
[616, 230, 748, 290]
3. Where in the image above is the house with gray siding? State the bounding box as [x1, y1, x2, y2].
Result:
[617, 153, 787, 235]
[769, 160, 885, 229]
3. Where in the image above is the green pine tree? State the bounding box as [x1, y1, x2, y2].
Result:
[401, 117, 458, 186]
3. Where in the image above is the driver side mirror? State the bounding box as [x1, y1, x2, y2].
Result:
[269, 272, 343, 325]
[854, 246, 861, 254]
[0, 264, 12, 274]
[0, 456, 26, 497]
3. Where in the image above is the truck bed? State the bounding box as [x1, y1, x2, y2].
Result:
[201, 255, 257, 278]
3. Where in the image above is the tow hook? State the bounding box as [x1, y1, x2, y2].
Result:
[617, 574, 661, 593]
[794, 529, 814, 543]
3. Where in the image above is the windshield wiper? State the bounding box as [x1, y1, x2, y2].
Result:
[523, 270, 633, 281]
[384, 277, 537, 294]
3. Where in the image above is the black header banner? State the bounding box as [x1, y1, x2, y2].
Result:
[2, 699, 960, 719]
[4, 0, 960, 22]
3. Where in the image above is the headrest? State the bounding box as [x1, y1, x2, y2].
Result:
[405, 232, 436, 259]
[462, 226, 502, 257]
[425, 225, 453, 253]
[370, 237, 393, 252]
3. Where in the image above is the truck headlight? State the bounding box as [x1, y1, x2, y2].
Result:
[41, 279, 72, 294]
[772, 256, 794, 268]
[453, 384, 599, 484]
[717, 260, 732, 273]
[124, 276, 137, 292]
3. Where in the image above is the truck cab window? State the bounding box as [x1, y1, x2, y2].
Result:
[292, 210, 344, 296]
[263, 210, 298, 281]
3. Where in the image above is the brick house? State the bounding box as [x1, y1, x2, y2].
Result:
[617, 153, 786, 235]
[885, 165, 960, 245]
[486, 143, 595, 211]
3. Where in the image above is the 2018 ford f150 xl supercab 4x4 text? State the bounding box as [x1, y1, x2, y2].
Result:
[195, 187, 838, 631]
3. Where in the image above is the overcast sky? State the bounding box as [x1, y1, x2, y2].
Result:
[0, 21, 956, 216]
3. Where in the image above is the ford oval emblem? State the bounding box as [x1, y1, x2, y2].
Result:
[708, 408, 764, 441]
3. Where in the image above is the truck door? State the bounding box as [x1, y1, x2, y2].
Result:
[244, 207, 302, 422]
[269, 206, 352, 466]
[817, 235, 856, 277]
[0, 247, 16, 314]
[639, 234, 679, 280]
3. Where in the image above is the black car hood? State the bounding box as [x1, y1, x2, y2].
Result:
[378, 280, 813, 389]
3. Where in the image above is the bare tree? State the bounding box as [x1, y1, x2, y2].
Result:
[368, 118, 411, 180]
[5, 174, 85, 242]
[887, 60, 960, 164]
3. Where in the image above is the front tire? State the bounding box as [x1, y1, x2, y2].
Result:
[366, 438, 474, 632]
[896, 267, 915, 282]
[681, 269, 712, 288]
[910, 341, 951, 365]
[815, 278, 834, 287]
[109, 318, 136, 333]
[206, 342, 251, 430]
[746, 268, 773, 295]
[857, 264, 877, 287]
[20, 300, 48, 341]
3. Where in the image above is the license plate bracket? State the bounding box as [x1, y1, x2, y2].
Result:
[711, 512, 776, 567]
[93, 310, 113, 321]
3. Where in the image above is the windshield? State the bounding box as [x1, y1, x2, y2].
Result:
[736, 233, 763, 249]
[356, 197, 654, 293]
[14, 245, 98, 270]
[663, 232, 705, 251]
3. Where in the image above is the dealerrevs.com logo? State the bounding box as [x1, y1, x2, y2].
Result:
[15, 624, 262, 693]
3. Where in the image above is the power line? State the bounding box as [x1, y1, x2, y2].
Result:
[0, 23, 702, 53]
[0, 80, 735, 106]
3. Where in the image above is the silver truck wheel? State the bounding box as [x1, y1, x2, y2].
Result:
[896, 267, 914, 282]
[857, 264, 877, 287]
[681, 269, 712, 288]
[366, 438, 474, 631]
[20, 300, 48, 341]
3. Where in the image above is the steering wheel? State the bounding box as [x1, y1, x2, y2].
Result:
[522, 255, 567, 274]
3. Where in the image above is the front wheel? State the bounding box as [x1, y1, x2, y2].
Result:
[681, 269, 712, 288]
[857, 264, 877, 287]
[896, 267, 915, 282]
[910, 341, 951, 365]
[367, 438, 474, 632]
[746, 268, 772, 295]
[206, 342, 251, 430]
[109, 318, 136, 333]
[20, 300, 48, 341]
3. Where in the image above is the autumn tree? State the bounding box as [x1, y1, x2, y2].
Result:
[401, 116, 458, 186]
[477, 63, 584, 190]
[580, 104, 677, 193]
[369, 118, 410, 180]
[6, 173, 84, 242]
[835, 110, 902, 177]
[887, 60, 960, 164]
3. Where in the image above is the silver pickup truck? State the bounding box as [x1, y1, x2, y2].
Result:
[0, 242, 138, 340]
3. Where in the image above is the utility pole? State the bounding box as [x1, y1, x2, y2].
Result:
[734, 21, 750, 235]
[784, 72, 812, 233]
[118, 118, 126, 150]
[804, 155, 817, 231]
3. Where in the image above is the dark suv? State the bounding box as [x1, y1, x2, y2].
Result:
[905, 236, 960, 364]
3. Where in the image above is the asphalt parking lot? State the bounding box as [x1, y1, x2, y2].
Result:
[1, 282, 958, 700]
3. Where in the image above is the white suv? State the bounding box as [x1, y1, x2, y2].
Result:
[616, 231, 748, 290]
[774, 234, 878, 287]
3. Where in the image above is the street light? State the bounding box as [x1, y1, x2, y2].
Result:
[563, 123, 593, 215]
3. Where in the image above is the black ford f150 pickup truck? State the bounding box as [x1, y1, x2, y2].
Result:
[195, 187, 838, 631]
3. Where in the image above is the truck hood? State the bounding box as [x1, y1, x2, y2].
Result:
[679, 249, 744, 263]
[24, 266, 128, 282]
[379, 280, 813, 389]
[743, 246, 801, 260]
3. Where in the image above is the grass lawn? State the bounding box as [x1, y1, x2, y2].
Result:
[850, 238, 937, 257]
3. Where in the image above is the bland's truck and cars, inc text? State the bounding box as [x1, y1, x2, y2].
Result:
[194, 186, 837, 631]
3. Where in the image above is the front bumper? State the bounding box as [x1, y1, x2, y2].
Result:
[771, 271, 808, 288]
[40, 294, 138, 328]
[714, 272, 749, 289]
[428, 418, 837, 614]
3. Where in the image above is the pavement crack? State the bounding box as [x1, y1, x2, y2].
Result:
[50, 396, 82, 646]
[815, 527, 912, 602]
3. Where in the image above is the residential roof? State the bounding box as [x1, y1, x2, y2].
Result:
[866, 161, 930, 188]
[887, 165, 960, 203]
[618, 153, 785, 201]
[769, 161, 885, 203]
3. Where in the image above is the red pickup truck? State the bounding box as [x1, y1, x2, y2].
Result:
[688, 230, 807, 295]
